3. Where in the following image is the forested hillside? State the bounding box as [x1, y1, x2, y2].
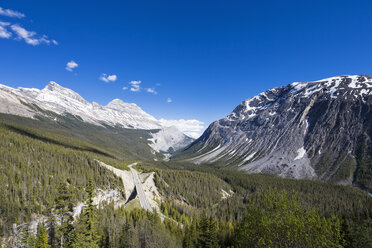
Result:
[0, 123, 123, 236]
[141, 161, 372, 247]
[0, 113, 160, 161]
[0, 119, 371, 247]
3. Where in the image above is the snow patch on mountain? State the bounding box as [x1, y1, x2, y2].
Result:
[0, 81, 162, 129]
[182, 75, 371, 181]
[292, 75, 372, 100]
[294, 147, 306, 160]
[243, 152, 256, 162]
[0, 81, 198, 152]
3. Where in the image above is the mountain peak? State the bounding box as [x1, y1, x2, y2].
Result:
[236, 75, 372, 121]
[45, 81, 63, 91]
[41, 81, 88, 104]
[108, 98, 126, 105]
[106, 98, 140, 111]
[182, 75, 372, 186]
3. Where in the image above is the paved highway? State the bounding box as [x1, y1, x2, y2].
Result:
[128, 163, 153, 212]
[99, 160, 181, 225]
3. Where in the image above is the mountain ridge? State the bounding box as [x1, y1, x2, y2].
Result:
[177, 75, 372, 191]
[0, 81, 194, 154]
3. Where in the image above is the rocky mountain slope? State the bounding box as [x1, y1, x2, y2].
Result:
[0, 81, 193, 154]
[178, 75, 372, 191]
[148, 126, 194, 153]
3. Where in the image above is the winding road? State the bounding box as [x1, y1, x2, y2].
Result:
[128, 163, 153, 212]
[99, 160, 181, 225]
[98, 160, 153, 212]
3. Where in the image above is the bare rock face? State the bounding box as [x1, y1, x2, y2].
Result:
[180, 75, 372, 191]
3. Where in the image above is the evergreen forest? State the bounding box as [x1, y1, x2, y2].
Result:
[0, 120, 371, 247]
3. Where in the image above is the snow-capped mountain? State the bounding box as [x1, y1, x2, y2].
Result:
[0, 81, 193, 153]
[179, 75, 372, 190]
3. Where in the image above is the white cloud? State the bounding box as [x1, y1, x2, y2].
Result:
[10, 24, 57, 46]
[0, 8, 56, 46]
[65, 60, 78, 72]
[107, 75, 117, 81]
[0, 6, 25, 18]
[131, 85, 140, 92]
[123, 81, 159, 94]
[167, 98, 172, 103]
[0, 21, 11, 38]
[146, 88, 157, 94]
[159, 119, 205, 139]
[100, 73, 117, 83]
[0, 26, 11, 38]
[129, 80, 141, 92]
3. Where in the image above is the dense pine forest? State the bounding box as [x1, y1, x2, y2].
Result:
[0, 124, 123, 232]
[0, 120, 372, 247]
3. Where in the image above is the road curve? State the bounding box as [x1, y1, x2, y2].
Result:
[128, 163, 153, 212]
[98, 160, 181, 225]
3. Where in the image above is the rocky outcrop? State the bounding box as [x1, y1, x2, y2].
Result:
[179, 75, 372, 190]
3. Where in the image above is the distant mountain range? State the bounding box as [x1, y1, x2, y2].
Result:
[178, 75, 372, 192]
[2, 76, 372, 192]
[0, 81, 193, 154]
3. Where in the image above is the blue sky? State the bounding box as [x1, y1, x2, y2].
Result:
[1, 1, 372, 136]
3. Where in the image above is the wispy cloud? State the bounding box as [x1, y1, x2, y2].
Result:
[0, 7, 57, 46]
[167, 98, 172, 103]
[146, 88, 157, 95]
[0, 21, 11, 38]
[65, 60, 78, 72]
[100, 73, 117, 83]
[0, 6, 25, 18]
[123, 81, 158, 94]
[10, 24, 56, 46]
[129, 80, 141, 92]
[159, 119, 205, 139]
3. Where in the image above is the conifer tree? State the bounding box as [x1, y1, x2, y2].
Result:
[47, 215, 57, 248]
[152, 209, 161, 226]
[36, 222, 50, 248]
[84, 179, 99, 245]
[119, 222, 132, 248]
[22, 227, 36, 248]
[55, 181, 74, 247]
[198, 215, 219, 248]
[71, 179, 99, 248]
[208, 217, 219, 248]
[182, 223, 197, 248]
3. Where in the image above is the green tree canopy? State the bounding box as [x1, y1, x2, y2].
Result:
[234, 189, 344, 248]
